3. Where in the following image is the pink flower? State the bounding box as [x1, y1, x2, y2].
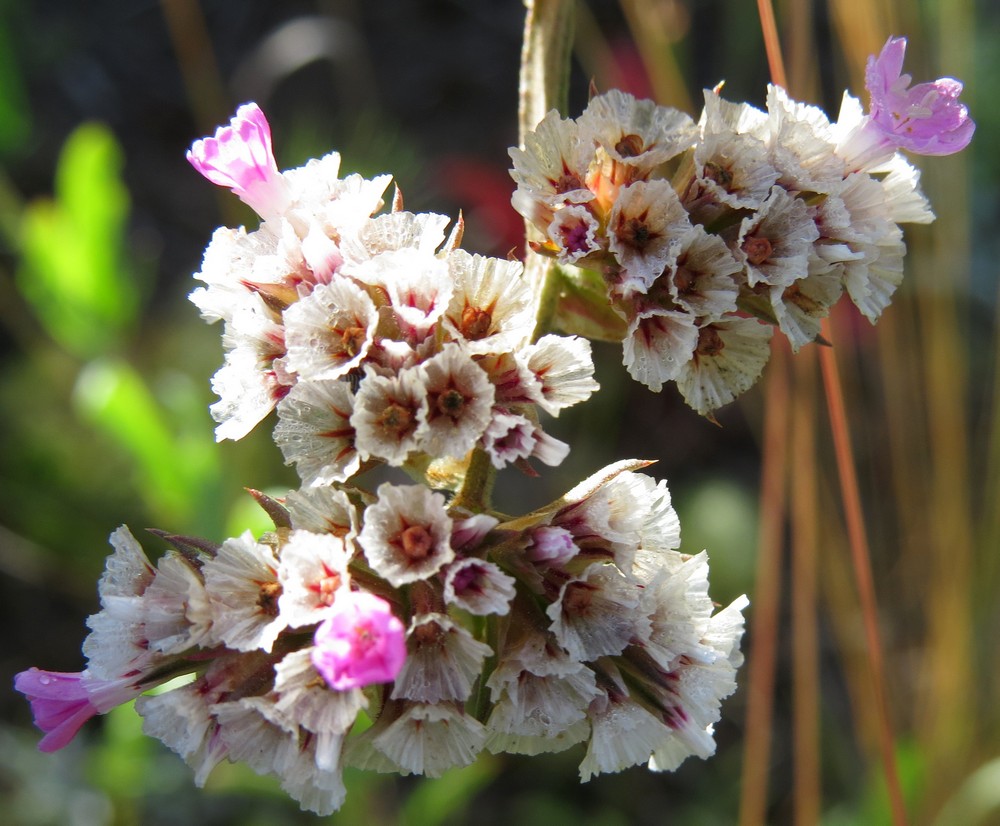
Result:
[311, 590, 406, 691]
[187, 103, 290, 220]
[865, 36, 974, 156]
[14, 668, 141, 752]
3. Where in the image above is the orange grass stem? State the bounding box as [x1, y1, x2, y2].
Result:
[737, 339, 790, 826]
[755, 5, 906, 824]
[818, 319, 908, 826]
[791, 352, 821, 826]
[756, 0, 787, 88]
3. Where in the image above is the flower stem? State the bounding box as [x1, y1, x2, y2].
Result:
[451, 448, 497, 515]
[818, 319, 908, 826]
[754, 5, 907, 825]
[738, 338, 790, 826]
[519, 0, 575, 333]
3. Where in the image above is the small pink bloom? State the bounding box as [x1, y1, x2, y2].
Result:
[187, 103, 290, 220]
[865, 36, 974, 155]
[311, 590, 406, 691]
[14, 668, 141, 752]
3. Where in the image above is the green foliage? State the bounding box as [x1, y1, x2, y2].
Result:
[73, 357, 219, 526]
[17, 123, 138, 358]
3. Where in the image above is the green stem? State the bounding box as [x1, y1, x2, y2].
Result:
[519, 0, 576, 336]
[451, 448, 497, 514]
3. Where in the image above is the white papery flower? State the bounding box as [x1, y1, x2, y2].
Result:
[277, 531, 352, 629]
[141, 553, 213, 655]
[662, 224, 741, 319]
[390, 614, 492, 703]
[580, 690, 671, 780]
[695, 92, 778, 210]
[284, 156, 390, 239]
[815, 172, 908, 323]
[83, 526, 155, 680]
[474, 351, 543, 407]
[607, 180, 690, 295]
[358, 483, 454, 587]
[275, 379, 360, 486]
[485, 632, 599, 755]
[350, 366, 427, 464]
[190, 225, 302, 324]
[480, 411, 568, 470]
[579, 89, 697, 178]
[547, 204, 603, 265]
[415, 345, 496, 459]
[348, 701, 486, 778]
[136, 682, 227, 787]
[282, 277, 378, 381]
[214, 696, 348, 816]
[875, 154, 934, 225]
[770, 263, 843, 350]
[622, 307, 699, 392]
[340, 210, 451, 266]
[284, 485, 359, 540]
[273, 649, 366, 770]
[509, 108, 594, 220]
[547, 563, 648, 662]
[765, 84, 845, 192]
[203, 532, 286, 652]
[443, 558, 516, 615]
[442, 251, 535, 353]
[210, 297, 291, 441]
[676, 318, 773, 415]
[352, 247, 452, 342]
[525, 334, 599, 416]
[735, 185, 820, 289]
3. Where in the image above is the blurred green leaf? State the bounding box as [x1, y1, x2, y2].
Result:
[17, 123, 137, 357]
[398, 757, 499, 826]
[74, 357, 197, 524]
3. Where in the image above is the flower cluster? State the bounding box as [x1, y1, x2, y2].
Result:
[16, 464, 746, 815]
[189, 103, 594, 481]
[512, 36, 972, 414]
[14, 33, 970, 819]
[15, 103, 747, 816]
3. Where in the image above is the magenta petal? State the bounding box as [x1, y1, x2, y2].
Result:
[186, 102, 290, 220]
[311, 591, 406, 691]
[15, 669, 98, 752]
[864, 35, 975, 156]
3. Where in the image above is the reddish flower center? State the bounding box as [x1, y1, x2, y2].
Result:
[257, 580, 283, 616]
[615, 133, 646, 158]
[460, 305, 492, 340]
[743, 235, 773, 266]
[696, 326, 725, 358]
[376, 403, 413, 435]
[400, 525, 434, 561]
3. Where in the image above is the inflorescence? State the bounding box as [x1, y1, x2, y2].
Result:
[15, 35, 971, 816]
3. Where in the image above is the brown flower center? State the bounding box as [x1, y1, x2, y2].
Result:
[376, 403, 413, 436]
[703, 161, 734, 189]
[460, 305, 492, 340]
[400, 525, 434, 561]
[695, 326, 725, 358]
[340, 325, 367, 357]
[742, 235, 773, 266]
[563, 582, 595, 614]
[619, 214, 657, 251]
[257, 580, 283, 616]
[615, 133, 646, 158]
[436, 388, 466, 420]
